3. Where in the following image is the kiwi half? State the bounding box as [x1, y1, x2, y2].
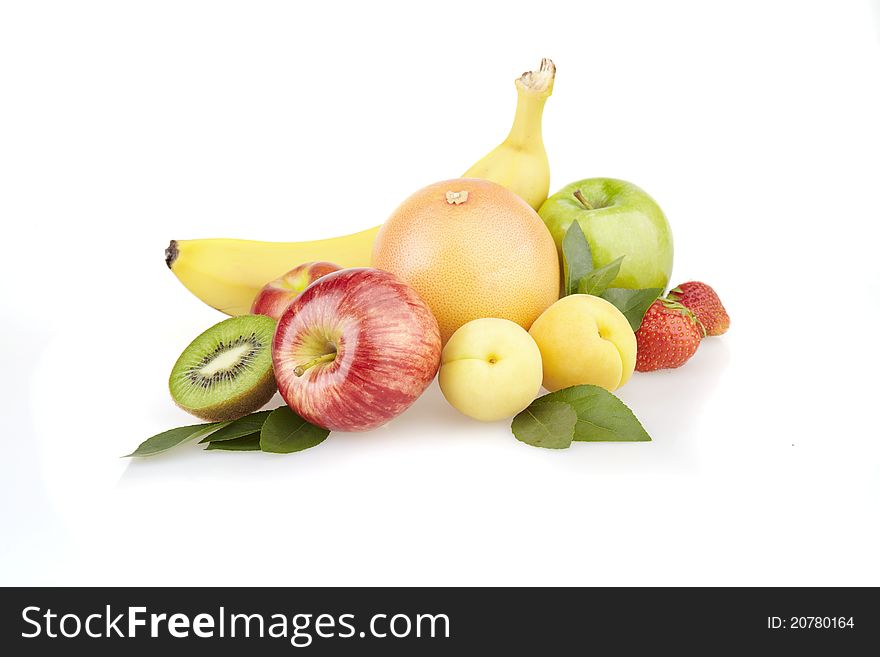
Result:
[169, 315, 277, 422]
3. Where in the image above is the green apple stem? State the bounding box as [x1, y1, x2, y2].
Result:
[573, 189, 593, 210]
[294, 352, 336, 377]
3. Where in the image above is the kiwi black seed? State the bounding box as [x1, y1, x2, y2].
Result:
[169, 315, 277, 422]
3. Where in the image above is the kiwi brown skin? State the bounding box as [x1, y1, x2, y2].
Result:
[168, 315, 278, 422]
[173, 368, 276, 422]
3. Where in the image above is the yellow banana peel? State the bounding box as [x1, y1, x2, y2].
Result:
[167, 59, 555, 315]
[463, 58, 555, 210]
[165, 226, 379, 316]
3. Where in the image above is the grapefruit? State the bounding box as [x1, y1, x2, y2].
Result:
[372, 178, 560, 343]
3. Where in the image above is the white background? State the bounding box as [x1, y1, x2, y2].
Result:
[2, 0, 879, 586]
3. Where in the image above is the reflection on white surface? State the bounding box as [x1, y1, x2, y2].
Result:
[3, 0, 880, 587]
[21, 314, 733, 584]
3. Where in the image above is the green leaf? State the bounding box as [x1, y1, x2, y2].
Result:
[260, 406, 330, 454]
[562, 221, 593, 296]
[198, 409, 274, 443]
[600, 287, 663, 331]
[205, 433, 262, 451]
[538, 385, 651, 442]
[511, 401, 578, 449]
[125, 421, 229, 457]
[578, 256, 624, 296]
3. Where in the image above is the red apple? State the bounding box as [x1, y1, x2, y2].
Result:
[251, 261, 341, 319]
[272, 268, 441, 431]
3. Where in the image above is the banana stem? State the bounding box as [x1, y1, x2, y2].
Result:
[506, 89, 548, 147]
[505, 58, 555, 147]
[294, 352, 336, 377]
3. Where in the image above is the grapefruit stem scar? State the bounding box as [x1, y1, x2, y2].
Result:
[372, 178, 561, 343]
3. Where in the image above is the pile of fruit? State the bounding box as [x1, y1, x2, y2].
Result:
[130, 58, 729, 457]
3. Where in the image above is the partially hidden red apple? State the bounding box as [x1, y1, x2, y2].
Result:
[272, 268, 442, 431]
[251, 261, 342, 319]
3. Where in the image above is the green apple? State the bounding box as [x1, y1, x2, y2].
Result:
[439, 318, 543, 422]
[529, 294, 636, 392]
[538, 178, 673, 290]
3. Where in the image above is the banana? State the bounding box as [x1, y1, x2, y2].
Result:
[165, 226, 380, 316]
[168, 59, 556, 315]
[463, 58, 555, 210]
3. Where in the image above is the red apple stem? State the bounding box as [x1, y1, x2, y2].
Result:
[293, 352, 337, 377]
[573, 189, 593, 210]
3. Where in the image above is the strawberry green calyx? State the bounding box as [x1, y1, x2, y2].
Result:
[665, 281, 729, 337]
[659, 297, 706, 336]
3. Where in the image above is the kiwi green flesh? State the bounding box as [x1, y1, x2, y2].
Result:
[169, 315, 277, 422]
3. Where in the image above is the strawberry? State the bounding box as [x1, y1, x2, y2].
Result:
[635, 298, 703, 371]
[667, 281, 729, 337]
